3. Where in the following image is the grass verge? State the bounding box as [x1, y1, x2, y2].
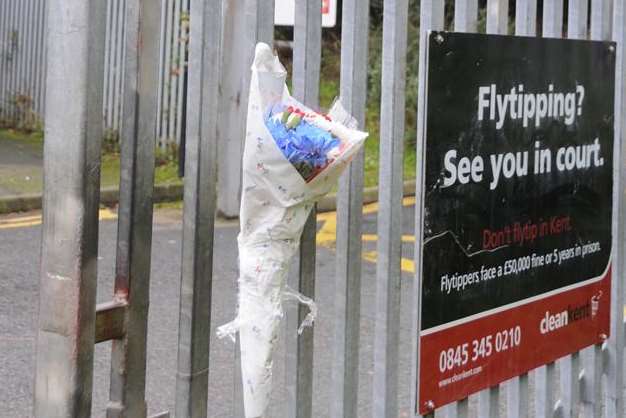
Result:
[0, 128, 181, 196]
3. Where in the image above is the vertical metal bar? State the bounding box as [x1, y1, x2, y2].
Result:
[285, 214, 317, 418]
[32, 0, 44, 117]
[580, 344, 603, 418]
[103, 0, 114, 130]
[214, 0, 274, 217]
[30, 0, 38, 117]
[230, 2, 274, 416]
[476, 2, 512, 414]
[33, 0, 106, 415]
[23, 0, 32, 112]
[506, 376, 529, 418]
[292, 4, 321, 157]
[28, 0, 36, 120]
[17, 0, 24, 102]
[7, 0, 15, 120]
[173, 0, 221, 416]
[234, 340, 245, 418]
[4, 0, 11, 118]
[33, 0, 42, 116]
[106, 0, 116, 130]
[515, 0, 537, 45]
[11, 0, 16, 119]
[444, 11, 474, 408]
[110, 0, 121, 131]
[478, 387, 500, 418]
[607, 3, 626, 417]
[168, 0, 181, 144]
[35, 0, 44, 115]
[21, 0, 29, 113]
[175, 0, 222, 418]
[161, 0, 174, 142]
[568, 0, 589, 39]
[216, 0, 247, 218]
[106, 0, 161, 417]
[112, 0, 126, 133]
[155, 0, 168, 144]
[372, 0, 408, 416]
[39, 0, 48, 122]
[557, 352, 581, 418]
[14, 0, 23, 122]
[535, 362, 557, 418]
[413, 2, 444, 417]
[543, 0, 564, 37]
[30, 0, 38, 118]
[245, 0, 274, 47]
[445, 399, 469, 418]
[330, 0, 369, 417]
[14, 0, 20, 110]
[10, 0, 17, 120]
[454, 0, 478, 32]
[28, 0, 36, 105]
[563, 44, 589, 397]
[23, 0, 31, 103]
[0, 0, 7, 121]
[26, 0, 34, 98]
[284, 1, 321, 417]
[504, 69, 530, 384]
[174, 0, 190, 145]
[486, 0, 509, 35]
[591, 0, 613, 41]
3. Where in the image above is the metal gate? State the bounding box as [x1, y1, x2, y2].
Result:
[33, 1, 626, 418]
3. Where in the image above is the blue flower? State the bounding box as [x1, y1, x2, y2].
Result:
[265, 110, 340, 181]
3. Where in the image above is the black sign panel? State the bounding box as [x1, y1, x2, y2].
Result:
[417, 32, 614, 414]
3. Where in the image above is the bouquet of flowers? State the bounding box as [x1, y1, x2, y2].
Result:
[217, 43, 368, 418]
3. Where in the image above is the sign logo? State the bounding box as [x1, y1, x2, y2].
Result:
[539, 302, 592, 335]
[591, 291, 603, 318]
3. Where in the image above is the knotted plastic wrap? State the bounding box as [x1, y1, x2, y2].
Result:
[217, 43, 368, 418]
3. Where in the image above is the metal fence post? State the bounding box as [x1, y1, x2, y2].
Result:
[173, 0, 221, 416]
[444, 3, 478, 417]
[33, 0, 106, 415]
[591, 0, 613, 41]
[106, 0, 161, 416]
[575, 5, 616, 418]
[529, 6, 564, 418]
[37, 0, 47, 118]
[507, 7, 532, 395]
[330, 0, 369, 417]
[285, 1, 321, 417]
[486, 0, 509, 35]
[1, 0, 5, 117]
[454, 0, 478, 33]
[412, 2, 444, 417]
[543, 0, 563, 38]
[552, 5, 591, 418]
[606, 2, 626, 417]
[515, 0, 537, 36]
[372, 0, 408, 417]
[0, 0, 9, 121]
[216, 0, 275, 220]
[216, 0, 247, 218]
[230, 3, 274, 416]
[475, 2, 509, 417]
[568, 0, 589, 39]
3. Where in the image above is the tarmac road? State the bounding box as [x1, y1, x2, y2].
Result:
[0, 204, 418, 418]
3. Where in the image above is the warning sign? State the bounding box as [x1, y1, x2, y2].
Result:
[416, 32, 615, 414]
